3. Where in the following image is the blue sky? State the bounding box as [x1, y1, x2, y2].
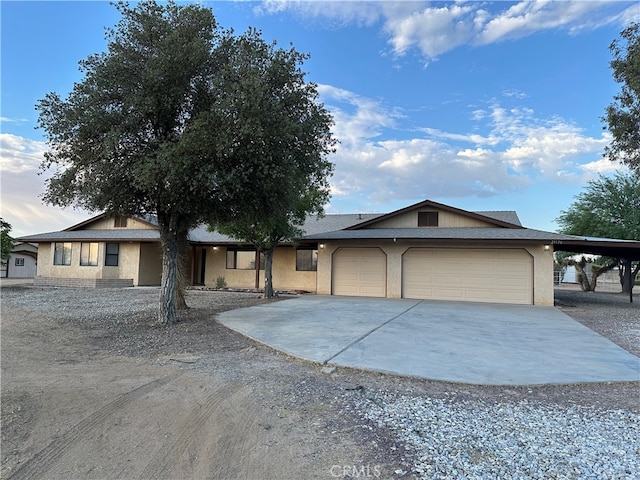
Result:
[1, 1, 638, 237]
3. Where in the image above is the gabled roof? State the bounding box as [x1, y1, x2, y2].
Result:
[63, 213, 158, 231]
[345, 199, 522, 230]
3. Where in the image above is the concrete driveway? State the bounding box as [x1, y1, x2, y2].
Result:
[218, 296, 640, 386]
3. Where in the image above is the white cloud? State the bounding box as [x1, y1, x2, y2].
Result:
[258, 1, 634, 61]
[0, 133, 89, 236]
[318, 86, 612, 208]
[257, 0, 382, 27]
[0, 133, 47, 173]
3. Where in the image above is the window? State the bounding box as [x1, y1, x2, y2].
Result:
[105, 243, 119, 266]
[15, 258, 24, 266]
[296, 249, 318, 271]
[53, 242, 72, 265]
[418, 211, 438, 227]
[114, 217, 127, 228]
[226, 249, 264, 270]
[80, 242, 99, 266]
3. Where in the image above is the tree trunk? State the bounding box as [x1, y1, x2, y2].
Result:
[176, 234, 190, 310]
[570, 258, 616, 292]
[264, 247, 275, 298]
[620, 260, 639, 295]
[573, 260, 592, 291]
[158, 212, 180, 325]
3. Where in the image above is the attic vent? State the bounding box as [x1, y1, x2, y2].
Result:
[114, 217, 128, 228]
[418, 211, 438, 227]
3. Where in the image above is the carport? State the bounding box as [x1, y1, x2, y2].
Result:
[552, 237, 640, 302]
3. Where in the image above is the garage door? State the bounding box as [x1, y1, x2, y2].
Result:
[332, 248, 386, 297]
[402, 248, 533, 304]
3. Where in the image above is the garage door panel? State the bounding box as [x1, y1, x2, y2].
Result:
[333, 248, 386, 297]
[402, 248, 532, 305]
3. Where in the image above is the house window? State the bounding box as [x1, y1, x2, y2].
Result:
[15, 258, 24, 267]
[80, 242, 99, 266]
[296, 249, 318, 271]
[418, 211, 438, 227]
[114, 217, 128, 228]
[105, 243, 119, 266]
[53, 242, 72, 265]
[226, 249, 264, 270]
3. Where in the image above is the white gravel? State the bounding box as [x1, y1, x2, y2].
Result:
[351, 392, 639, 479]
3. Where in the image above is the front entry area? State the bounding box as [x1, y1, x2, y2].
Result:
[402, 248, 533, 305]
[332, 247, 387, 297]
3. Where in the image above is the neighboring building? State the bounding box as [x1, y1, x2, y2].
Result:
[18, 199, 640, 306]
[1, 243, 38, 278]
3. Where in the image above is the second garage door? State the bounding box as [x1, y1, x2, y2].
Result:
[332, 248, 386, 297]
[402, 248, 533, 304]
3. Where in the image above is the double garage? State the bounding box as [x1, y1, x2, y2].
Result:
[331, 247, 533, 305]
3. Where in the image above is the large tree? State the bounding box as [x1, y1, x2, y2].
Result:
[36, 1, 334, 324]
[210, 30, 335, 298]
[603, 22, 640, 173]
[556, 171, 640, 293]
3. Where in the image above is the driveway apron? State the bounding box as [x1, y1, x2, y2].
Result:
[218, 296, 640, 386]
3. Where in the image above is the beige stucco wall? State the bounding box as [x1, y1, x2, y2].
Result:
[36, 243, 53, 277]
[138, 243, 163, 285]
[34, 241, 161, 287]
[369, 209, 494, 228]
[316, 240, 554, 306]
[203, 246, 317, 292]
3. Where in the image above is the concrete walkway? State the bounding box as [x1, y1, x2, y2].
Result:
[218, 296, 640, 386]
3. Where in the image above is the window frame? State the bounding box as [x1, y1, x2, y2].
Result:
[105, 243, 119, 266]
[225, 248, 265, 270]
[114, 217, 128, 228]
[14, 257, 25, 267]
[53, 242, 72, 266]
[296, 249, 318, 271]
[418, 211, 439, 227]
[80, 242, 99, 266]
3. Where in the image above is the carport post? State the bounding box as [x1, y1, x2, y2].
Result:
[626, 258, 633, 303]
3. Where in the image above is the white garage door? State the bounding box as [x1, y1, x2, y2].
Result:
[332, 248, 386, 297]
[402, 248, 533, 304]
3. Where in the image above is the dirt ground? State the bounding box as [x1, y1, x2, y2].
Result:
[1, 284, 638, 480]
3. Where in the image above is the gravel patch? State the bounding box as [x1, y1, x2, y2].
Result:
[349, 391, 639, 479]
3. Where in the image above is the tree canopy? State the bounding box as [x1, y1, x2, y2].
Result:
[1, 219, 13, 263]
[603, 22, 640, 173]
[556, 171, 640, 292]
[36, 1, 335, 324]
[556, 171, 640, 241]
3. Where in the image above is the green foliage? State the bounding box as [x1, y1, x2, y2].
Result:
[35, 0, 335, 322]
[215, 276, 227, 289]
[1, 218, 14, 262]
[556, 171, 640, 240]
[603, 22, 640, 173]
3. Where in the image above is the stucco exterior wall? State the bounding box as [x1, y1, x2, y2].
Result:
[317, 240, 554, 306]
[203, 246, 317, 292]
[34, 241, 150, 286]
[138, 243, 162, 286]
[36, 243, 53, 277]
[369, 210, 494, 228]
